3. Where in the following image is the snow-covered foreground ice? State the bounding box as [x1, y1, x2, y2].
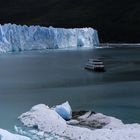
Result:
[0, 129, 30, 140]
[14, 102, 140, 140]
[0, 24, 99, 53]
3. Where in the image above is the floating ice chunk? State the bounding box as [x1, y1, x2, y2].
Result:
[54, 101, 72, 121]
[17, 103, 140, 140]
[17, 104, 94, 140]
[0, 128, 30, 140]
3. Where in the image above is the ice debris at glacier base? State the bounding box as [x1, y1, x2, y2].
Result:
[16, 102, 140, 140]
[0, 23, 99, 53]
[0, 128, 30, 140]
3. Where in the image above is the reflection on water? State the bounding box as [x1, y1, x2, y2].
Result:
[0, 47, 140, 131]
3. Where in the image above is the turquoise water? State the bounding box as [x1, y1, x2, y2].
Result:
[0, 47, 140, 131]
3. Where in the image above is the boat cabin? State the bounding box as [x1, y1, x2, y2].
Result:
[85, 59, 105, 72]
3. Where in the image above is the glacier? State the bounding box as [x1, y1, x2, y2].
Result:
[0, 24, 99, 53]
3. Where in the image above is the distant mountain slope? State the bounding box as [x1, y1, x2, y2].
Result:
[1, 0, 140, 42]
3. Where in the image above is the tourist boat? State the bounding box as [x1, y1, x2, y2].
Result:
[85, 59, 105, 72]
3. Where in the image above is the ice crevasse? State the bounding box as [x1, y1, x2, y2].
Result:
[0, 23, 99, 53]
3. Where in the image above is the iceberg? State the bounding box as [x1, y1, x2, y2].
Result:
[16, 102, 140, 140]
[17, 104, 95, 140]
[0, 24, 99, 53]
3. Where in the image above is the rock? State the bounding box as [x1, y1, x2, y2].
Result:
[69, 111, 124, 129]
[72, 110, 91, 119]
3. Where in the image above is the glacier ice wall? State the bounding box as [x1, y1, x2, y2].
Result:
[0, 24, 99, 53]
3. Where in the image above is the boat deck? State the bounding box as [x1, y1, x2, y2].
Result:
[85, 59, 105, 72]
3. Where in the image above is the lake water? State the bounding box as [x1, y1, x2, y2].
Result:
[0, 46, 140, 131]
